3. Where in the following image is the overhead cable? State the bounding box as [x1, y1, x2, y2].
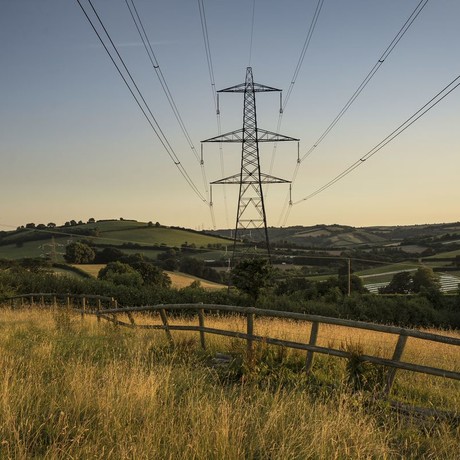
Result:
[77, 0, 207, 202]
[293, 73, 460, 204]
[299, 0, 429, 163]
[279, 0, 430, 226]
[268, 0, 324, 180]
[197, 0, 229, 228]
[125, 0, 213, 223]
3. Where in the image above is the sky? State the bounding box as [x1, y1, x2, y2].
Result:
[1, 0, 459, 232]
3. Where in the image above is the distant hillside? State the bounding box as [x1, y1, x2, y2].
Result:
[0, 219, 232, 261]
[210, 221, 460, 252]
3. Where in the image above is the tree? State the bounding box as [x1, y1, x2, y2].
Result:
[25, 223, 35, 229]
[98, 261, 143, 287]
[128, 260, 171, 288]
[95, 247, 124, 263]
[231, 258, 273, 303]
[88, 217, 95, 223]
[412, 267, 440, 293]
[47, 222, 56, 228]
[64, 242, 95, 264]
[380, 271, 413, 294]
[337, 274, 368, 295]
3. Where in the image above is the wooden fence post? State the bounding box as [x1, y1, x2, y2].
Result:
[66, 295, 70, 308]
[246, 310, 255, 364]
[52, 295, 57, 309]
[30, 295, 34, 307]
[384, 332, 408, 396]
[81, 296, 86, 319]
[159, 308, 174, 345]
[97, 298, 101, 323]
[198, 308, 206, 350]
[305, 321, 319, 374]
[126, 311, 136, 326]
[40, 295, 45, 306]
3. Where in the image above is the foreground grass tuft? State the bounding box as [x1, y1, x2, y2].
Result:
[0, 308, 458, 459]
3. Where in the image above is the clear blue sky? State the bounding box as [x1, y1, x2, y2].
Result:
[1, 0, 459, 231]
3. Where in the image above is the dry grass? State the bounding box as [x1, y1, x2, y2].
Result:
[72, 263, 106, 277]
[165, 271, 226, 290]
[73, 264, 226, 290]
[0, 308, 459, 459]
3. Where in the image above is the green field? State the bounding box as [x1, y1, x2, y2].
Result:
[0, 239, 67, 261]
[0, 221, 231, 261]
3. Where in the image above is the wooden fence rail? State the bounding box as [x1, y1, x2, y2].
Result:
[5, 294, 460, 397]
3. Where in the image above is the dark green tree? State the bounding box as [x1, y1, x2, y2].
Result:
[380, 271, 413, 294]
[231, 258, 273, 303]
[98, 261, 143, 287]
[128, 260, 171, 288]
[95, 247, 124, 263]
[64, 242, 95, 264]
[412, 267, 440, 293]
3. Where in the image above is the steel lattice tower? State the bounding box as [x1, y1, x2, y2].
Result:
[202, 67, 299, 262]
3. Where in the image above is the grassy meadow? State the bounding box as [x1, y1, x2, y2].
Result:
[1, 307, 459, 459]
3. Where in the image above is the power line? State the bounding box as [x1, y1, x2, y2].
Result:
[299, 0, 429, 163]
[124, 0, 213, 224]
[283, 0, 325, 111]
[267, 0, 324, 192]
[293, 73, 460, 205]
[279, 0, 429, 226]
[76, 0, 207, 203]
[197, 0, 229, 228]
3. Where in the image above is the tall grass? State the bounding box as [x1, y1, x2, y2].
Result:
[0, 308, 459, 459]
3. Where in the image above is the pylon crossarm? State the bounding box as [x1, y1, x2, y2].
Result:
[256, 128, 299, 142]
[202, 129, 244, 143]
[211, 173, 241, 184]
[218, 82, 281, 93]
[202, 128, 298, 143]
[212, 173, 290, 185]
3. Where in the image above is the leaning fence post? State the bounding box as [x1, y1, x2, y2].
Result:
[246, 310, 255, 365]
[81, 296, 86, 319]
[66, 295, 70, 308]
[126, 311, 136, 326]
[97, 298, 101, 323]
[159, 308, 174, 345]
[30, 295, 34, 307]
[384, 332, 408, 397]
[305, 321, 319, 374]
[198, 308, 206, 350]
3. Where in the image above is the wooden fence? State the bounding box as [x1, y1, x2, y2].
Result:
[5, 294, 460, 398]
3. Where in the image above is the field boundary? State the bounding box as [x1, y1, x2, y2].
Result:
[6, 293, 460, 401]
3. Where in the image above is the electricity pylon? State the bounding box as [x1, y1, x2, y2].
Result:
[202, 67, 299, 263]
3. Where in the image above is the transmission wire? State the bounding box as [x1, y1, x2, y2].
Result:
[267, 0, 324, 202]
[198, 0, 230, 228]
[125, 0, 213, 225]
[77, 0, 207, 203]
[280, 0, 429, 226]
[293, 73, 460, 204]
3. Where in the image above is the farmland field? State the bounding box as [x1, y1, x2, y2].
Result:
[0, 308, 458, 459]
[73, 264, 226, 290]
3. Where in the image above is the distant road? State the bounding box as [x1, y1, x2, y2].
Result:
[360, 268, 417, 279]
